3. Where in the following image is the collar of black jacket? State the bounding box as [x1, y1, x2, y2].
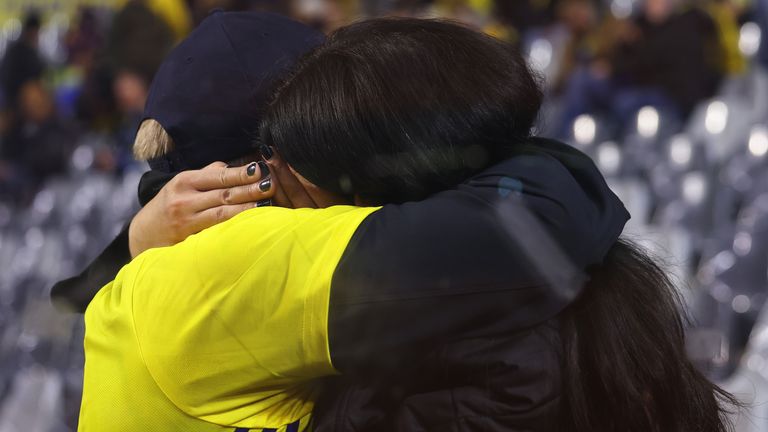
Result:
[479, 136, 630, 268]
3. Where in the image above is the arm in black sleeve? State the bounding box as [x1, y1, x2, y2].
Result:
[50, 223, 132, 313]
[328, 138, 629, 372]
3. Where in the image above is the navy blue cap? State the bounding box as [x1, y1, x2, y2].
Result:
[143, 11, 325, 172]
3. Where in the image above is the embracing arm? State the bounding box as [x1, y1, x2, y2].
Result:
[327, 137, 629, 372]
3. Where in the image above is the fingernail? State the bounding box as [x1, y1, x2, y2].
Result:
[260, 144, 274, 160]
[246, 162, 258, 176]
[257, 160, 269, 177]
[258, 178, 272, 192]
[255, 199, 272, 207]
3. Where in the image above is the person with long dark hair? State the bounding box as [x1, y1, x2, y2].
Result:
[78, 16, 739, 432]
[258, 18, 739, 431]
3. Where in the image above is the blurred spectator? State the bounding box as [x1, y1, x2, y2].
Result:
[556, 0, 723, 136]
[188, 0, 233, 26]
[112, 71, 147, 121]
[705, 0, 748, 75]
[52, 8, 105, 122]
[0, 11, 45, 112]
[144, 0, 193, 42]
[106, 2, 163, 167]
[105, 0, 174, 86]
[65, 8, 104, 73]
[612, 0, 723, 114]
[0, 81, 77, 202]
[432, 0, 517, 40]
[112, 69, 148, 169]
[390, 0, 433, 17]
[74, 64, 119, 133]
[74, 0, 174, 152]
[549, 0, 601, 93]
[292, 0, 348, 32]
[359, 0, 399, 15]
[186, 0, 292, 26]
[494, 0, 563, 46]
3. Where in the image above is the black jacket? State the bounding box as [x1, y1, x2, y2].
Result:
[314, 321, 562, 431]
[52, 138, 628, 430]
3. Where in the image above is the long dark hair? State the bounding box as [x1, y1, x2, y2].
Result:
[561, 239, 739, 432]
[261, 17, 542, 203]
[262, 17, 738, 431]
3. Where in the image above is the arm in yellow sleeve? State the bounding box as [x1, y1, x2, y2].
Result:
[98, 205, 378, 427]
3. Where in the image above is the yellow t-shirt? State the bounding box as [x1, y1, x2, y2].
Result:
[78, 206, 379, 432]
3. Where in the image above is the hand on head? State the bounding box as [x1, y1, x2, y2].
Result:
[128, 161, 271, 257]
[128, 149, 348, 257]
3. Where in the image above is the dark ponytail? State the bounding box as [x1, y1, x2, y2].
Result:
[559, 239, 740, 431]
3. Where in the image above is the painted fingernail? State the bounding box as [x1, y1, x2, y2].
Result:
[246, 162, 258, 176]
[255, 199, 272, 207]
[258, 178, 272, 192]
[260, 144, 274, 160]
[257, 160, 269, 177]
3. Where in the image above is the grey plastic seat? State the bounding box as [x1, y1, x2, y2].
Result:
[654, 171, 712, 231]
[686, 98, 758, 165]
[691, 197, 768, 379]
[722, 303, 768, 432]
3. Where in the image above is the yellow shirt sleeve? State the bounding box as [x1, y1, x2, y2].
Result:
[84, 205, 378, 429]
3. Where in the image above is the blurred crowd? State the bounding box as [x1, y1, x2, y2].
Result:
[0, 0, 767, 430]
[0, 0, 764, 204]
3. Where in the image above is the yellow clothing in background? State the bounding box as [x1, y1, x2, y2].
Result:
[79, 206, 379, 432]
[146, 0, 192, 41]
[705, 1, 747, 74]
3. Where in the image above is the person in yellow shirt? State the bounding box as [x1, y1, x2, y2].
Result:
[82, 205, 378, 431]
